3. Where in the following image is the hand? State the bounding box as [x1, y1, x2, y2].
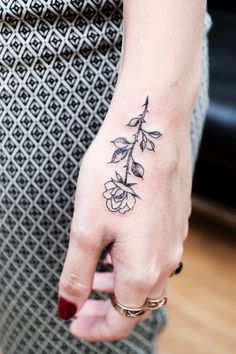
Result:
[57, 92, 192, 342]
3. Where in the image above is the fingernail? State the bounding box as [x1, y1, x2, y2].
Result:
[175, 261, 183, 274]
[58, 296, 77, 320]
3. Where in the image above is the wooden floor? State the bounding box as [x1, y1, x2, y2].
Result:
[158, 209, 236, 354]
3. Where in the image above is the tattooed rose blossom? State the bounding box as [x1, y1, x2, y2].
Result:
[102, 180, 138, 213]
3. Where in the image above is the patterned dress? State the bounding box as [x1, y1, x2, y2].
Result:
[0, 1, 212, 353]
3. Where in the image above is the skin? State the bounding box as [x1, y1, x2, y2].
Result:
[58, 0, 207, 342]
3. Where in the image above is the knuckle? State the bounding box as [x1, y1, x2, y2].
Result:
[78, 233, 99, 251]
[70, 223, 102, 251]
[134, 278, 153, 291]
[123, 270, 157, 291]
[142, 270, 159, 288]
[59, 274, 88, 297]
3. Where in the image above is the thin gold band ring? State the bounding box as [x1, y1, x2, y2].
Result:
[111, 293, 167, 318]
[111, 295, 147, 318]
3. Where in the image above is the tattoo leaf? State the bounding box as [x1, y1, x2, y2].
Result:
[148, 131, 162, 139]
[146, 140, 155, 151]
[112, 137, 131, 148]
[111, 148, 129, 163]
[140, 140, 146, 152]
[140, 132, 147, 152]
[115, 171, 123, 183]
[127, 117, 140, 127]
[131, 161, 144, 179]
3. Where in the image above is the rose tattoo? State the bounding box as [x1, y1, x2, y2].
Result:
[103, 95, 162, 214]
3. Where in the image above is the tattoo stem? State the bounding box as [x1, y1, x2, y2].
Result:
[124, 96, 149, 184]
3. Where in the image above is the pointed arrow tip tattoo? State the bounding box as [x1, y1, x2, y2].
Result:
[102, 95, 162, 214]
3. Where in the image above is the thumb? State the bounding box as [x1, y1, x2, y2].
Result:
[57, 222, 103, 320]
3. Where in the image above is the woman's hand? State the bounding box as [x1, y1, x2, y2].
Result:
[57, 87, 193, 342]
[57, 0, 207, 340]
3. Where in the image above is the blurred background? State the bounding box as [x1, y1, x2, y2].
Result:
[159, 1, 236, 353]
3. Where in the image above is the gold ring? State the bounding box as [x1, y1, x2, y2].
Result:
[111, 294, 147, 318]
[111, 292, 167, 318]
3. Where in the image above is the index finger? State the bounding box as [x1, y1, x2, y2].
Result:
[69, 248, 159, 341]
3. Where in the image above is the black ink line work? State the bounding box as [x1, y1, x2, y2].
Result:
[103, 95, 162, 213]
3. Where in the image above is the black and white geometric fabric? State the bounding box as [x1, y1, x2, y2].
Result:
[0, 1, 212, 353]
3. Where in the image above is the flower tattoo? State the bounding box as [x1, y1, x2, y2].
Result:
[103, 95, 162, 214]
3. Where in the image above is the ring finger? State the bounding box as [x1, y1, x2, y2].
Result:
[93, 271, 167, 322]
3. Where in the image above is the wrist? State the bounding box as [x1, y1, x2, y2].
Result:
[104, 82, 197, 136]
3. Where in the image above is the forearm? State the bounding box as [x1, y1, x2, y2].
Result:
[111, 0, 207, 127]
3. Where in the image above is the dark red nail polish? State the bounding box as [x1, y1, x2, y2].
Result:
[58, 296, 77, 320]
[175, 261, 183, 275]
